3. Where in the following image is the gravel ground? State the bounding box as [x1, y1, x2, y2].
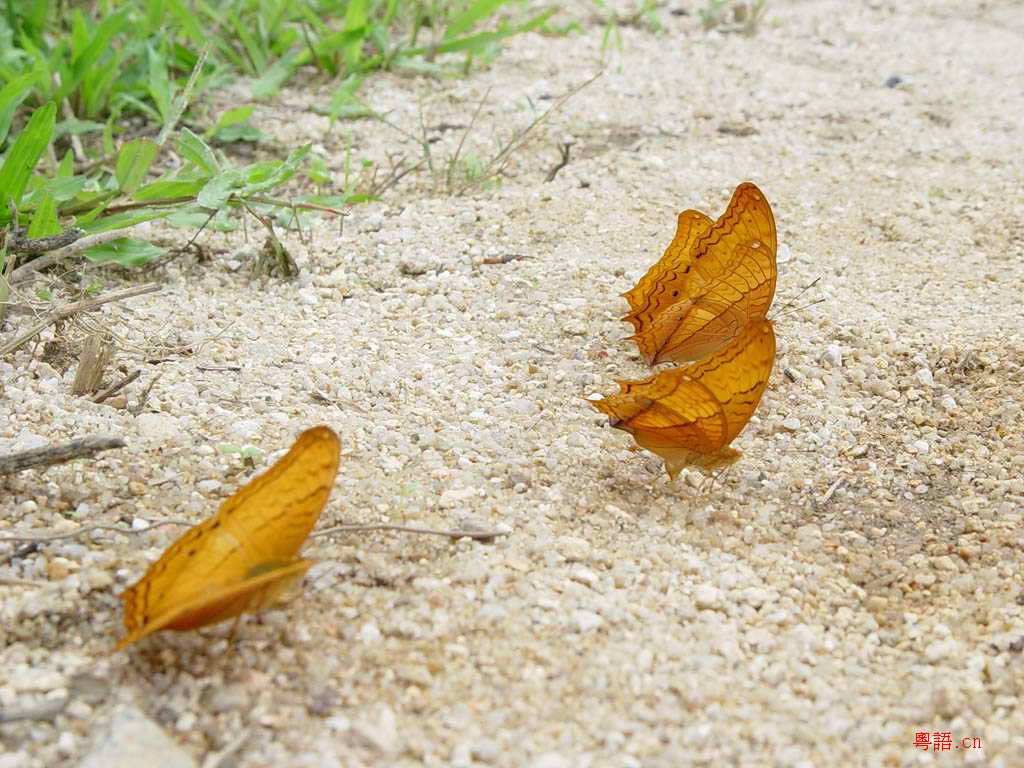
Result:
[2, 2, 1022, 766]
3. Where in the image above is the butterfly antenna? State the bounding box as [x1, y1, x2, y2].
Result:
[770, 276, 822, 320]
[774, 297, 826, 321]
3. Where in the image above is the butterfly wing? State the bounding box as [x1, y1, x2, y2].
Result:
[593, 319, 775, 478]
[622, 210, 714, 333]
[625, 183, 777, 365]
[119, 426, 340, 644]
[115, 559, 314, 651]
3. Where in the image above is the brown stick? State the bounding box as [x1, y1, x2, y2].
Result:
[0, 282, 159, 356]
[0, 697, 69, 724]
[0, 436, 125, 475]
[91, 369, 141, 404]
[314, 523, 509, 542]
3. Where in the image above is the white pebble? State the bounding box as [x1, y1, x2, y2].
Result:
[572, 609, 603, 632]
[134, 412, 182, 441]
[694, 584, 721, 609]
[359, 623, 382, 644]
[822, 344, 843, 366]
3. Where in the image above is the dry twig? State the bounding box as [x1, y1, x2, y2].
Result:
[0, 436, 125, 476]
[0, 282, 159, 356]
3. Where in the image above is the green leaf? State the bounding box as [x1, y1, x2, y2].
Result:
[0, 102, 56, 224]
[147, 45, 174, 124]
[0, 73, 37, 147]
[37, 175, 87, 203]
[175, 128, 219, 174]
[26, 193, 59, 237]
[133, 178, 207, 201]
[115, 139, 159, 194]
[85, 238, 167, 266]
[197, 168, 244, 209]
[444, 0, 512, 40]
[240, 145, 309, 193]
[78, 209, 170, 233]
[207, 105, 255, 137]
[165, 208, 237, 231]
[251, 50, 300, 99]
[342, 0, 369, 68]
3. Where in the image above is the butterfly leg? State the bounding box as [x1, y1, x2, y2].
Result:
[700, 464, 735, 495]
[226, 614, 244, 646]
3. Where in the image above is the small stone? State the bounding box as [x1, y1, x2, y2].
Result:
[911, 439, 929, 454]
[350, 705, 400, 755]
[562, 320, 586, 336]
[82, 569, 113, 592]
[472, 739, 501, 763]
[230, 419, 261, 439]
[915, 367, 934, 387]
[572, 609, 603, 632]
[694, 584, 721, 609]
[530, 752, 571, 768]
[202, 683, 249, 713]
[940, 394, 957, 411]
[48, 559, 72, 580]
[10, 667, 66, 693]
[796, 524, 823, 551]
[781, 417, 801, 431]
[196, 479, 221, 494]
[135, 412, 182, 441]
[555, 535, 591, 562]
[359, 623, 382, 644]
[822, 344, 843, 367]
[80, 705, 196, 768]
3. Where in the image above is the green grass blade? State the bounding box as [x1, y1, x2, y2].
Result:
[26, 191, 58, 236]
[115, 138, 159, 194]
[0, 101, 56, 223]
[444, 0, 512, 41]
[0, 72, 38, 147]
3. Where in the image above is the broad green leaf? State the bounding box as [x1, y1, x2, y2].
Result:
[165, 208, 237, 230]
[85, 238, 166, 266]
[78, 209, 170, 232]
[240, 145, 309, 193]
[115, 139, 159, 194]
[197, 169, 243, 209]
[208, 105, 255, 137]
[176, 128, 219, 174]
[133, 178, 207, 201]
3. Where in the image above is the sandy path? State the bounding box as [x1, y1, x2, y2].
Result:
[2, 1, 1021, 766]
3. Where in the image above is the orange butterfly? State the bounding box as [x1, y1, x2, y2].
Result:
[592, 318, 776, 480]
[115, 426, 341, 651]
[622, 182, 777, 365]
